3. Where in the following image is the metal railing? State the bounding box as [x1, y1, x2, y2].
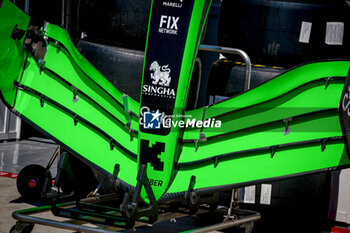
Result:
[199, 44, 252, 91]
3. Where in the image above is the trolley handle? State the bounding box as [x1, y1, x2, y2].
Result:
[199, 44, 252, 91]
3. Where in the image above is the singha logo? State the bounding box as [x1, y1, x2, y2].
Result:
[150, 61, 171, 86]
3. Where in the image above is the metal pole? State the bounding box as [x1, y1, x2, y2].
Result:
[65, 0, 70, 32]
[13, 212, 116, 233]
[12, 195, 119, 233]
[190, 212, 261, 233]
[24, 0, 29, 14]
[61, 0, 65, 28]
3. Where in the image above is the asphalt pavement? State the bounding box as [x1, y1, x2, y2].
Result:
[0, 138, 71, 233]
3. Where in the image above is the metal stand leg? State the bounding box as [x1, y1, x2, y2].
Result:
[185, 175, 199, 214]
[45, 146, 61, 171]
[225, 188, 238, 222]
[120, 165, 159, 226]
[46, 152, 77, 202]
[41, 146, 61, 199]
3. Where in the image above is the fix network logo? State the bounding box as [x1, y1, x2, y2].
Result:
[143, 110, 162, 129]
[159, 15, 179, 35]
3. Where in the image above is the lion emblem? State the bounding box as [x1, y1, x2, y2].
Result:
[149, 61, 171, 86]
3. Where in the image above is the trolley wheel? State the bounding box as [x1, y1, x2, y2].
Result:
[148, 215, 158, 224]
[209, 203, 219, 211]
[9, 222, 34, 233]
[124, 219, 135, 229]
[16, 164, 52, 201]
[189, 206, 198, 215]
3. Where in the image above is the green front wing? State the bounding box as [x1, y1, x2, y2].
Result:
[169, 61, 350, 193]
[1, 0, 350, 202]
[15, 25, 141, 187]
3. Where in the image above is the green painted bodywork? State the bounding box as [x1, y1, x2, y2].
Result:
[0, 0, 30, 107]
[1, 0, 350, 202]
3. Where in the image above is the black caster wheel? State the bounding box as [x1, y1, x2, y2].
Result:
[9, 222, 34, 233]
[16, 164, 52, 201]
[124, 219, 135, 229]
[189, 206, 198, 215]
[148, 215, 158, 224]
[121, 203, 136, 228]
[209, 203, 218, 211]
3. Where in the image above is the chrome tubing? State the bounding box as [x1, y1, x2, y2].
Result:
[190, 211, 261, 233]
[199, 44, 252, 91]
[12, 195, 119, 233]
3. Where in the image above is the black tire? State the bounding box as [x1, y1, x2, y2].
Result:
[186, 58, 202, 110]
[28, 0, 62, 26]
[16, 164, 52, 201]
[189, 206, 198, 215]
[77, 40, 144, 101]
[209, 203, 218, 211]
[148, 215, 158, 224]
[77, 40, 202, 103]
[77, 0, 151, 50]
[124, 219, 136, 229]
[57, 153, 99, 198]
[206, 59, 286, 104]
[218, 0, 350, 67]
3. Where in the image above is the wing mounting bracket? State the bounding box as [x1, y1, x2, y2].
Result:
[194, 107, 208, 151]
[122, 94, 134, 140]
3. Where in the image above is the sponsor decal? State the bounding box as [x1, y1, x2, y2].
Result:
[163, 0, 183, 8]
[143, 61, 176, 99]
[150, 61, 171, 86]
[140, 0, 195, 135]
[142, 85, 176, 98]
[149, 179, 163, 187]
[140, 139, 165, 171]
[159, 15, 180, 35]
